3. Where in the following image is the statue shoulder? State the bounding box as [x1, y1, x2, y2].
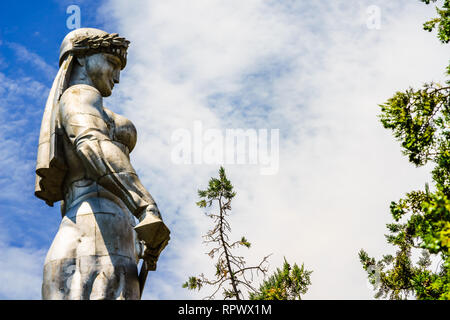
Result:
[60, 84, 104, 119]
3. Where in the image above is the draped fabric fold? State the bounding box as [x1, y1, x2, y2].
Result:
[35, 54, 74, 206]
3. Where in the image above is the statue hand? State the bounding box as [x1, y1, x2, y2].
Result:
[134, 205, 170, 271]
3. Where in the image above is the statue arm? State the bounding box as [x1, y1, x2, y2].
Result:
[59, 86, 159, 220]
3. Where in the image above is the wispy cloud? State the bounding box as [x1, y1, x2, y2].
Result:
[0, 226, 46, 299]
[4, 42, 57, 80]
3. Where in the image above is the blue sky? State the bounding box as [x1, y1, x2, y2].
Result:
[0, 0, 449, 299]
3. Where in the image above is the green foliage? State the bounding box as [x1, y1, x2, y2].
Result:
[420, 0, 450, 43]
[249, 258, 312, 300]
[360, 0, 450, 300]
[182, 276, 203, 291]
[239, 236, 251, 248]
[378, 83, 450, 167]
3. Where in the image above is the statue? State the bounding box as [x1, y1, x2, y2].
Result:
[35, 28, 170, 300]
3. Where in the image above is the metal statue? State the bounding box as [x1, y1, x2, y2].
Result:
[35, 28, 170, 300]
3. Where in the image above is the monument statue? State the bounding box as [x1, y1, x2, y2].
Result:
[35, 28, 170, 300]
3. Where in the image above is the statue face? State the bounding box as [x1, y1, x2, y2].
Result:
[84, 53, 121, 97]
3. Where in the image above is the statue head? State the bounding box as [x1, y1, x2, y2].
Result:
[59, 28, 130, 97]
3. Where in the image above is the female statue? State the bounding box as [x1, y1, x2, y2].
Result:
[35, 28, 170, 300]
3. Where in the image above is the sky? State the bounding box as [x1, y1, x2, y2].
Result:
[0, 0, 448, 300]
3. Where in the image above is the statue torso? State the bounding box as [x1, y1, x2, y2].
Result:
[60, 84, 137, 207]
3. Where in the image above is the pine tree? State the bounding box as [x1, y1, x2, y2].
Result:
[183, 167, 270, 299]
[183, 167, 312, 300]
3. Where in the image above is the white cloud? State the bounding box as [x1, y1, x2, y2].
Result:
[0, 66, 56, 301]
[0, 72, 48, 203]
[0, 245, 46, 300]
[0, 0, 445, 301]
[0, 223, 46, 299]
[97, 0, 449, 299]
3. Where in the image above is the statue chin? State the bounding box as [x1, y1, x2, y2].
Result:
[91, 81, 112, 97]
[100, 87, 112, 97]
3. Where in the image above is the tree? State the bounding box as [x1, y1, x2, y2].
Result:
[183, 167, 313, 300]
[249, 258, 312, 300]
[183, 167, 270, 299]
[422, 0, 450, 43]
[359, 0, 450, 300]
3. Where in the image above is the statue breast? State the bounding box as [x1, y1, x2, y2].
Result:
[104, 107, 137, 153]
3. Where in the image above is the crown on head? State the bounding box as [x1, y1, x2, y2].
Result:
[70, 33, 130, 69]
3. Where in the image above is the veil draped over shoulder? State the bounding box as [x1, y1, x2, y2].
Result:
[35, 54, 74, 206]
